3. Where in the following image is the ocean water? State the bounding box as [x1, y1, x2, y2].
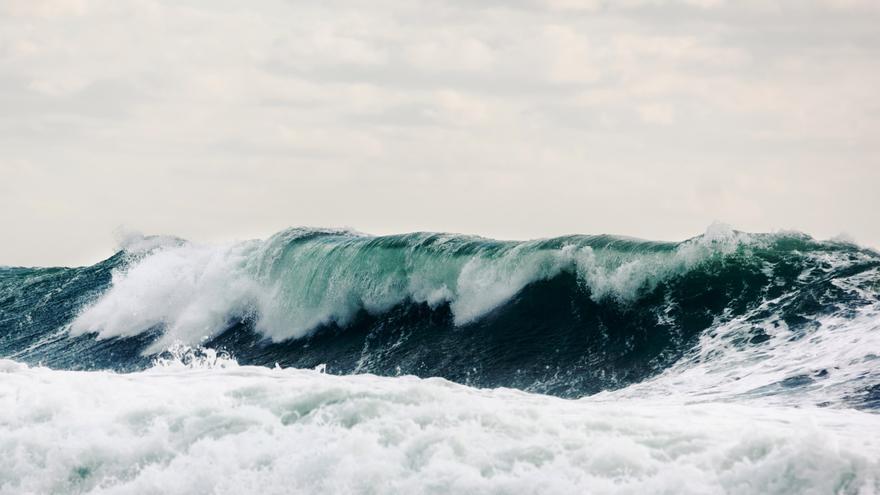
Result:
[1, 225, 879, 494]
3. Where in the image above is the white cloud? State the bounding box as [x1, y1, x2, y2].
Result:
[541, 25, 603, 83]
[0, 0, 879, 265]
[1, 0, 90, 18]
[638, 103, 676, 125]
[406, 36, 495, 73]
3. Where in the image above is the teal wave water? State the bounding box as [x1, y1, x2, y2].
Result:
[3, 225, 880, 494]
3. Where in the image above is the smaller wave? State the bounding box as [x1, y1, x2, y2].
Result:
[602, 296, 880, 408]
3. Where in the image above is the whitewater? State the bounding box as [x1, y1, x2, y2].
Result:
[2, 224, 879, 494]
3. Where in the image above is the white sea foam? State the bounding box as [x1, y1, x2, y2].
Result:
[607, 295, 880, 408]
[151, 343, 239, 370]
[69, 241, 265, 353]
[0, 360, 878, 495]
[69, 225, 753, 348]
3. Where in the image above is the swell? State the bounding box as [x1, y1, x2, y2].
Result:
[1, 226, 879, 406]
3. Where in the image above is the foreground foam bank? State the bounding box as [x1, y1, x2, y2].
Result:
[1, 360, 878, 494]
[1, 225, 880, 493]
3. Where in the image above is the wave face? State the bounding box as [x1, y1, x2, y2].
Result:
[2, 225, 879, 407]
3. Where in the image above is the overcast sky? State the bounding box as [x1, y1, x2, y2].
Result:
[1, 0, 878, 266]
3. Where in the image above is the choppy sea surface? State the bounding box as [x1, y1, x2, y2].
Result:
[2, 225, 879, 494]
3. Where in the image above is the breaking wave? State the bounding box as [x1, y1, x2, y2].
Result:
[1, 224, 879, 406]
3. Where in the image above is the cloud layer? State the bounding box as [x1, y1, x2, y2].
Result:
[1, 0, 879, 265]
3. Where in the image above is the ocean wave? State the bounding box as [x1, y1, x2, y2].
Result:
[68, 224, 753, 349]
[2, 225, 879, 406]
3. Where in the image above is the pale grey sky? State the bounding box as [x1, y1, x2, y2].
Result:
[1, 0, 878, 266]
